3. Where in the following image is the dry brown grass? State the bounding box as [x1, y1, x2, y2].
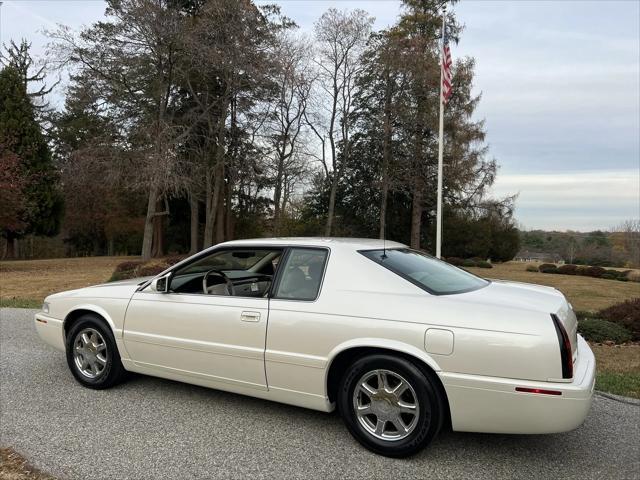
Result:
[468, 262, 640, 311]
[0, 448, 55, 480]
[0, 256, 136, 304]
[590, 344, 640, 374]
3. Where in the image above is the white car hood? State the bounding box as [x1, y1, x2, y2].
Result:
[46, 277, 152, 301]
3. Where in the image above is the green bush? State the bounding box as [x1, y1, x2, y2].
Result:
[462, 259, 476, 267]
[538, 263, 557, 273]
[601, 273, 617, 280]
[578, 318, 632, 343]
[526, 265, 538, 272]
[475, 261, 493, 269]
[598, 298, 640, 341]
[557, 264, 578, 275]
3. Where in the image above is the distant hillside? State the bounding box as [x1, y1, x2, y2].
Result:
[519, 226, 639, 267]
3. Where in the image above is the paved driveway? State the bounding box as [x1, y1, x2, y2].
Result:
[1, 308, 639, 479]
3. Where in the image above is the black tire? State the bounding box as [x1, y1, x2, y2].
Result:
[337, 354, 444, 458]
[65, 314, 127, 389]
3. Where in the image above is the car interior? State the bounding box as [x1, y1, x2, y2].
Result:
[167, 248, 327, 300]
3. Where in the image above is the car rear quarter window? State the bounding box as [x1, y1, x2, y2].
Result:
[361, 248, 489, 295]
[274, 248, 328, 301]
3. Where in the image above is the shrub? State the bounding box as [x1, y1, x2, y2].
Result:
[577, 318, 632, 344]
[601, 273, 617, 280]
[604, 269, 624, 278]
[526, 265, 539, 272]
[462, 259, 476, 267]
[475, 261, 493, 269]
[576, 266, 590, 276]
[584, 266, 606, 278]
[137, 264, 168, 277]
[598, 298, 640, 340]
[113, 260, 144, 273]
[446, 257, 464, 266]
[557, 264, 578, 275]
[470, 257, 484, 264]
[164, 255, 187, 266]
[538, 263, 557, 273]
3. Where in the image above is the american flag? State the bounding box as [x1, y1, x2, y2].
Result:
[441, 27, 453, 104]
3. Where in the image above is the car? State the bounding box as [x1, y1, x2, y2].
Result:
[35, 237, 595, 457]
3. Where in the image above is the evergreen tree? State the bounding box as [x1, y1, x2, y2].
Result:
[0, 64, 63, 257]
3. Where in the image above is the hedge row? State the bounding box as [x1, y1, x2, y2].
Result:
[576, 298, 640, 343]
[446, 257, 493, 269]
[535, 263, 636, 282]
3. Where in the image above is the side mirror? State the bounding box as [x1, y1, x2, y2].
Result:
[149, 273, 170, 293]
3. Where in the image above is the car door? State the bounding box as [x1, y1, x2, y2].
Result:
[122, 247, 281, 391]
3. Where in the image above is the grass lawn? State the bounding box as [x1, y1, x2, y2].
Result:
[468, 261, 639, 311]
[0, 256, 136, 306]
[590, 344, 640, 399]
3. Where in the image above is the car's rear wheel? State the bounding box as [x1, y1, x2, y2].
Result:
[337, 354, 443, 457]
[65, 314, 126, 389]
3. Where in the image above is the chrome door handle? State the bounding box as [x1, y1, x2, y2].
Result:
[241, 311, 261, 322]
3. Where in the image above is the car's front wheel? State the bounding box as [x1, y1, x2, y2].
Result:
[337, 354, 444, 457]
[65, 314, 127, 389]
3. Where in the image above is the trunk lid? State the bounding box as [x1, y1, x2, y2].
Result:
[462, 279, 578, 359]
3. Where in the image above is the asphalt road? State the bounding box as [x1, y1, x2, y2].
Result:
[1, 308, 639, 480]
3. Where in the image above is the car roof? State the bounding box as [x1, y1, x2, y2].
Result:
[216, 237, 406, 252]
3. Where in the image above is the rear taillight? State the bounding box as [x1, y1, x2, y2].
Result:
[551, 314, 573, 379]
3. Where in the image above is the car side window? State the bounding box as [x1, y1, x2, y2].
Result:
[169, 248, 282, 297]
[274, 248, 328, 301]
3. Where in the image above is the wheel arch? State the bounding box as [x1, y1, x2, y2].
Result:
[325, 341, 451, 428]
[63, 305, 118, 341]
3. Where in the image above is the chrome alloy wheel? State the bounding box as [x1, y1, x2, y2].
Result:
[352, 369, 420, 441]
[73, 328, 108, 379]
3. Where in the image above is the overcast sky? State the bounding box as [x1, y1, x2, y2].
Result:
[1, 0, 638, 232]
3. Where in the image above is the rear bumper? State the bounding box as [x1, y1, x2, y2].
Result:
[440, 334, 595, 434]
[34, 313, 65, 352]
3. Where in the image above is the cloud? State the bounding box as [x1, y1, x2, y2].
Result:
[491, 170, 640, 230]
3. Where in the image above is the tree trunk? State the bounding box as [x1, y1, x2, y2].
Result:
[325, 174, 338, 236]
[410, 186, 422, 249]
[203, 171, 214, 247]
[151, 197, 165, 258]
[225, 182, 233, 240]
[204, 163, 224, 247]
[5, 233, 16, 259]
[215, 185, 225, 244]
[141, 184, 158, 260]
[273, 154, 284, 235]
[379, 68, 393, 240]
[189, 193, 199, 254]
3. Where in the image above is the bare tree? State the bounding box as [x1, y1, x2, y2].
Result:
[266, 32, 314, 234]
[313, 9, 373, 236]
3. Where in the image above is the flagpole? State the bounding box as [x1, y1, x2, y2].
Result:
[436, 5, 446, 259]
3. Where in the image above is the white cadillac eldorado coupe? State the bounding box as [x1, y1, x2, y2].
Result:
[35, 238, 595, 457]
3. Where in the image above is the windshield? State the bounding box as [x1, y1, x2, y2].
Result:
[361, 248, 489, 295]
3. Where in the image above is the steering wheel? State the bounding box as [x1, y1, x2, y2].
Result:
[202, 269, 235, 296]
